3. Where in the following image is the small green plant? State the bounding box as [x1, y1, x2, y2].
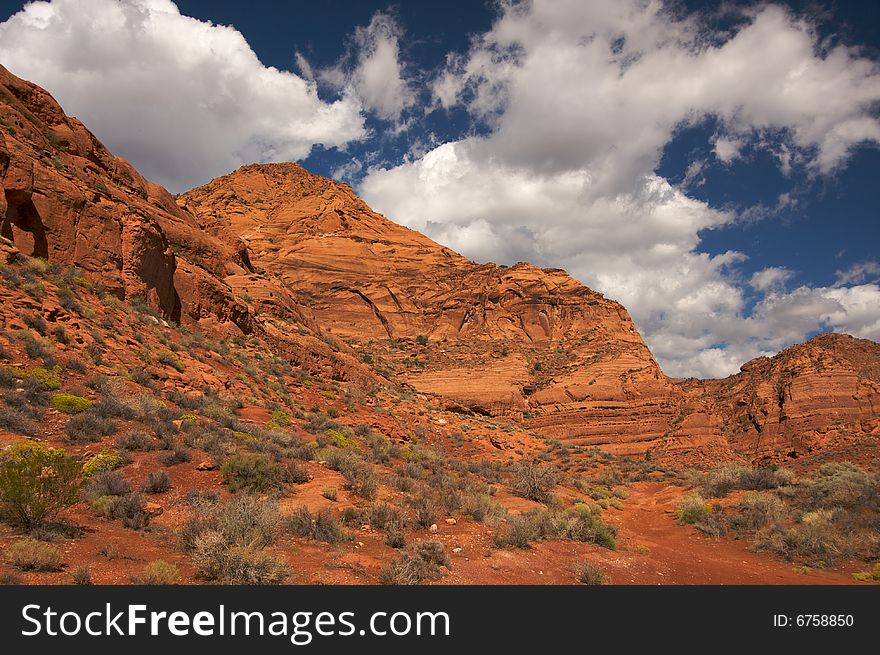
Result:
[50, 393, 92, 414]
[675, 493, 711, 525]
[136, 560, 178, 585]
[0, 442, 82, 528]
[221, 454, 284, 493]
[852, 563, 880, 582]
[268, 411, 291, 427]
[82, 449, 126, 476]
[574, 560, 605, 585]
[143, 470, 170, 494]
[6, 538, 63, 571]
[70, 566, 92, 585]
[321, 486, 338, 501]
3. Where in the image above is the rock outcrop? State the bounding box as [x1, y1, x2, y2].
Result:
[3, 65, 878, 466]
[0, 65, 374, 385]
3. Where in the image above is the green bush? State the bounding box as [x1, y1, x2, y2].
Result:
[50, 393, 92, 414]
[6, 538, 63, 571]
[181, 495, 277, 552]
[574, 561, 605, 585]
[701, 463, 794, 498]
[340, 461, 378, 500]
[283, 506, 346, 543]
[221, 453, 284, 493]
[116, 430, 155, 451]
[82, 449, 126, 476]
[191, 531, 288, 584]
[675, 493, 711, 525]
[135, 560, 178, 585]
[0, 442, 82, 528]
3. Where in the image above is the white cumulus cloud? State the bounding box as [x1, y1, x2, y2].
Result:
[360, 0, 880, 377]
[0, 0, 367, 191]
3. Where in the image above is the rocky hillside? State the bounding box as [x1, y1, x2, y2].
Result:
[2, 64, 878, 467]
[0, 64, 373, 386]
[179, 163, 732, 461]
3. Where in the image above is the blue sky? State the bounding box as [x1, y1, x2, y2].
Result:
[0, 0, 878, 377]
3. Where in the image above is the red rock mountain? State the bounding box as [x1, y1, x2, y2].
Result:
[3, 65, 878, 466]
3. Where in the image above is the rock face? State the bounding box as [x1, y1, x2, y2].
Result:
[3, 66, 878, 466]
[0, 65, 373, 385]
[179, 163, 725, 459]
[698, 333, 880, 463]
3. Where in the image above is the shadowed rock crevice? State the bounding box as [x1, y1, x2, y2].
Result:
[2, 189, 48, 259]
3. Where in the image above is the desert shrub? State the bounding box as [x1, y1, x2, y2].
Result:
[788, 462, 879, 512]
[157, 351, 185, 372]
[93, 492, 150, 530]
[191, 532, 287, 585]
[574, 561, 605, 585]
[86, 470, 131, 498]
[320, 428, 359, 450]
[158, 446, 191, 466]
[283, 506, 346, 544]
[284, 460, 309, 484]
[0, 402, 37, 435]
[407, 491, 441, 528]
[753, 510, 845, 566]
[323, 448, 361, 472]
[675, 493, 711, 525]
[50, 393, 92, 414]
[135, 560, 178, 585]
[221, 453, 284, 493]
[52, 325, 69, 345]
[267, 411, 290, 427]
[0, 442, 82, 528]
[852, 563, 880, 582]
[70, 566, 92, 585]
[82, 449, 127, 476]
[143, 470, 170, 494]
[728, 492, 788, 532]
[370, 503, 406, 532]
[6, 538, 63, 571]
[320, 486, 337, 501]
[461, 493, 507, 523]
[492, 513, 543, 549]
[366, 433, 396, 463]
[116, 430, 154, 451]
[23, 335, 49, 360]
[549, 504, 618, 549]
[340, 461, 378, 500]
[64, 410, 117, 443]
[181, 495, 277, 551]
[701, 463, 794, 498]
[493, 505, 617, 550]
[303, 413, 343, 434]
[92, 397, 138, 420]
[22, 313, 48, 336]
[510, 460, 558, 502]
[379, 541, 449, 585]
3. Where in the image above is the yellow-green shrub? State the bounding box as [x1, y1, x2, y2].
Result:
[50, 393, 92, 414]
[0, 442, 82, 528]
